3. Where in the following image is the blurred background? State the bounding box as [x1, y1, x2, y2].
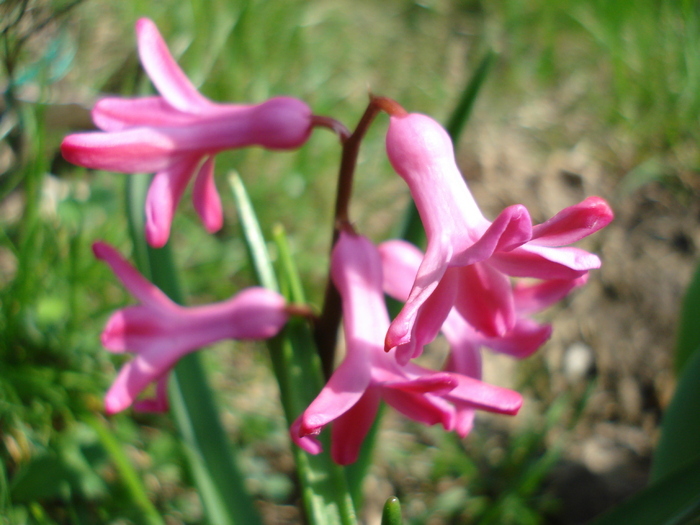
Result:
[2, 0, 699, 523]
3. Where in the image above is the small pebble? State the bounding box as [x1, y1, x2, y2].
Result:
[563, 342, 595, 382]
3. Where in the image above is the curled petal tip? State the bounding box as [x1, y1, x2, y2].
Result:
[92, 241, 110, 260]
[145, 226, 169, 249]
[135, 17, 155, 33]
[100, 316, 126, 352]
[384, 322, 411, 352]
[104, 393, 128, 415]
[298, 417, 324, 438]
[290, 418, 324, 455]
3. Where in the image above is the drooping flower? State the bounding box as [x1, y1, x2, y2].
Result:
[378, 239, 588, 434]
[291, 231, 522, 465]
[62, 18, 314, 247]
[384, 112, 613, 362]
[93, 241, 289, 414]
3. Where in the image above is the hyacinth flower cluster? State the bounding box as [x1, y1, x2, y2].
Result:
[62, 18, 613, 465]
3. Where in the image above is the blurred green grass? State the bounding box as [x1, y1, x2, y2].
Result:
[1, 0, 699, 522]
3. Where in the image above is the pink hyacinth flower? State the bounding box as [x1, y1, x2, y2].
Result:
[384, 112, 613, 361]
[379, 239, 588, 437]
[62, 19, 313, 248]
[379, 239, 590, 361]
[93, 242, 288, 414]
[290, 231, 522, 465]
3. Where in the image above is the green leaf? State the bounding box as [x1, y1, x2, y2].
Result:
[381, 497, 403, 525]
[10, 455, 73, 503]
[227, 172, 278, 291]
[125, 174, 262, 525]
[444, 49, 496, 145]
[650, 345, 700, 482]
[674, 259, 700, 373]
[87, 416, 163, 525]
[586, 456, 700, 525]
[229, 173, 357, 525]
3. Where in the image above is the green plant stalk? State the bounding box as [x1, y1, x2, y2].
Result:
[381, 497, 403, 525]
[230, 173, 357, 525]
[3, 103, 46, 350]
[87, 415, 163, 525]
[650, 345, 700, 482]
[126, 174, 262, 525]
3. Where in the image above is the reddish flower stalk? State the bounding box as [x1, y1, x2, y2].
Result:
[313, 96, 406, 378]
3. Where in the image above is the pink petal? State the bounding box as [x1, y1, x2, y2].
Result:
[330, 389, 381, 465]
[298, 346, 372, 436]
[531, 196, 614, 247]
[385, 113, 489, 240]
[192, 156, 223, 233]
[394, 268, 458, 364]
[441, 312, 482, 379]
[483, 319, 552, 359]
[447, 375, 522, 415]
[382, 372, 457, 395]
[135, 18, 212, 114]
[382, 387, 455, 430]
[378, 239, 423, 301]
[332, 231, 390, 344]
[145, 156, 201, 248]
[290, 417, 323, 455]
[92, 96, 198, 131]
[454, 408, 476, 438]
[489, 244, 599, 279]
[100, 305, 171, 353]
[452, 262, 515, 338]
[190, 287, 289, 341]
[451, 204, 532, 267]
[248, 97, 312, 149]
[385, 240, 452, 351]
[513, 275, 588, 314]
[104, 350, 180, 414]
[61, 128, 178, 173]
[93, 241, 175, 309]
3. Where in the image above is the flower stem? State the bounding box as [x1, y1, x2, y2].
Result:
[314, 96, 402, 378]
[311, 115, 351, 142]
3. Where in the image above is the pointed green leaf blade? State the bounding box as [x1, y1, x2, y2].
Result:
[229, 173, 357, 525]
[587, 457, 700, 525]
[675, 260, 700, 373]
[125, 174, 262, 525]
[650, 345, 700, 483]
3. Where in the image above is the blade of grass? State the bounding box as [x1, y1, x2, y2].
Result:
[125, 174, 262, 525]
[587, 456, 700, 525]
[229, 173, 357, 525]
[650, 345, 700, 483]
[87, 415, 163, 525]
[674, 259, 700, 374]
